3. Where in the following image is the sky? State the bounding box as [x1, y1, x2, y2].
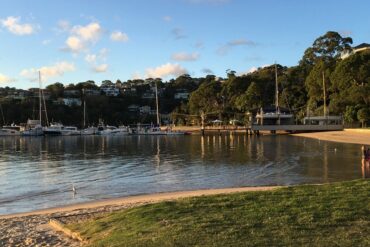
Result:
[0, 0, 369, 89]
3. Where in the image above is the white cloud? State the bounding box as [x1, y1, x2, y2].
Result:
[0, 73, 16, 84]
[20, 61, 75, 82]
[238, 65, 271, 76]
[63, 22, 102, 53]
[238, 67, 257, 76]
[93, 64, 108, 73]
[71, 22, 102, 42]
[248, 66, 258, 73]
[131, 72, 143, 80]
[85, 54, 97, 64]
[65, 36, 85, 52]
[85, 48, 109, 73]
[1, 16, 36, 35]
[163, 16, 172, 22]
[146, 63, 188, 78]
[171, 52, 199, 61]
[110, 31, 129, 42]
[217, 38, 256, 55]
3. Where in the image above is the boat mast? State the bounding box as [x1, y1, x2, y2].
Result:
[155, 83, 160, 126]
[38, 71, 42, 125]
[42, 86, 49, 126]
[275, 63, 281, 125]
[322, 71, 327, 119]
[83, 89, 86, 128]
[275, 63, 279, 111]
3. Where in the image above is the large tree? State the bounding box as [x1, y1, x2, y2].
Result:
[330, 50, 370, 114]
[300, 31, 352, 66]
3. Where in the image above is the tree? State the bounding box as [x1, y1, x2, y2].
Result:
[279, 66, 308, 118]
[357, 108, 369, 128]
[330, 50, 370, 114]
[300, 31, 353, 66]
[46, 82, 64, 99]
[343, 106, 357, 125]
[235, 82, 261, 111]
[188, 80, 222, 114]
[305, 60, 334, 114]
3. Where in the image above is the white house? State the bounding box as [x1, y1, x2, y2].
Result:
[341, 43, 370, 59]
[63, 98, 82, 106]
[101, 86, 120, 97]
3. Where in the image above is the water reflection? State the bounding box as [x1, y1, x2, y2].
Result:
[0, 134, 363, 214]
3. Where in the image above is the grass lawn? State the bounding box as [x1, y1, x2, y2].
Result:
[68, 180, 370, 247]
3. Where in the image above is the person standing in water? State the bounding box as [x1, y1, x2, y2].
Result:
[361, 146, 370, 178]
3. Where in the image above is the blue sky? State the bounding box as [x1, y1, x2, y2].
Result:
[0, 0, 369, 89]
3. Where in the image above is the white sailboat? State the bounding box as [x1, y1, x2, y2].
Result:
[22, 71, 44, 136]
[137, 83, 187, 135]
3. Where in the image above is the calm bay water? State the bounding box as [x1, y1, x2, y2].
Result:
[0, 134, 362, 215]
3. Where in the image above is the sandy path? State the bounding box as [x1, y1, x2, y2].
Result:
[292, 129, 370, 145]
[0, 186, 279, 246]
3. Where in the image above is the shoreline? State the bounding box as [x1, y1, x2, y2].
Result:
[292, 129, 370, 145]
[0, 186, 279, 219]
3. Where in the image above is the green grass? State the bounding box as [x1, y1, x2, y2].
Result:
[68, 180, 370, 247]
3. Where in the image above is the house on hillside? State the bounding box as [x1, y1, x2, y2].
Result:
[63, 98, 82, 106]
[64, 89, 80, 97]
[120, 87, 137, 96]
[174, 89, 190, 100]
[84, 89, 101, 96]
[101, 85, 120, 96]
[341, 43, 370, 59]
[141, 91, 155, 99]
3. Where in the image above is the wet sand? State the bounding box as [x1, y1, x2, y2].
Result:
[0, 186, 279, 246]
[292, 129, 370, 145]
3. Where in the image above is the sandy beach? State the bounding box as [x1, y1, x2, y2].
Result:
[292, 129, 370, 145]
[0, 186, 279, 246]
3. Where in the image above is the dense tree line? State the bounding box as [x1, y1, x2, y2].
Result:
[0, 31, 369, 127]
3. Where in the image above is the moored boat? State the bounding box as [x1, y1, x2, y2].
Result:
[0, 124, 22, 136]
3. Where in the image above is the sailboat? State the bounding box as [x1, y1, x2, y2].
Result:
[303, 71, 343, 126]
[251, 67, 343, 132]
[135, 83, 188, 135]
[255, 64, 294, 125]
[22, 71, 44, 136]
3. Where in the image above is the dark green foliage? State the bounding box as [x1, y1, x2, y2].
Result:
[68, 180, 370, 247]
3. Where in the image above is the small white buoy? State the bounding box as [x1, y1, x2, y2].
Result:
[334, 148, 337, 152]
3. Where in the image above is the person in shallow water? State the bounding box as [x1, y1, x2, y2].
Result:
[361, 146, 370, 179]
